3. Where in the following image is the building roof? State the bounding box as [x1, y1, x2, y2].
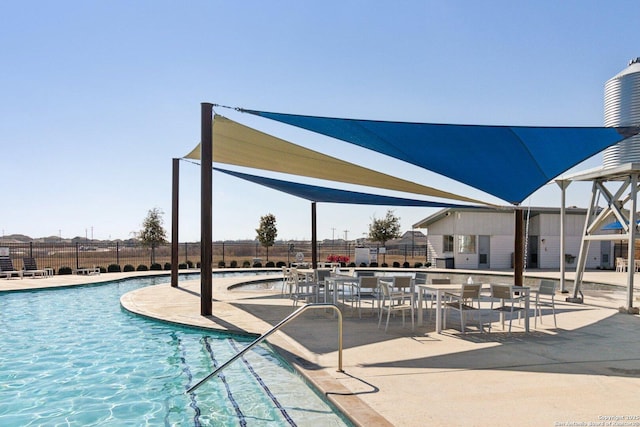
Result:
[412, 206, 589, 229]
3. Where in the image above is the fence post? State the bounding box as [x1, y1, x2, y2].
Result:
[222, 242, 225, 264]
[75, 242, 80, 269]
[116, 242, 120, 266]
[29, 241, 33, 258]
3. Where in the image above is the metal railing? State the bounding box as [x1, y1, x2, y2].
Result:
[186, 303, 344, 394]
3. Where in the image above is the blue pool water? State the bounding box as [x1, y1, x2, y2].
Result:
[0, 274, 350, 426]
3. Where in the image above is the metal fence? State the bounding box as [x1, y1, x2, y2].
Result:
[1, 240, 431, 274]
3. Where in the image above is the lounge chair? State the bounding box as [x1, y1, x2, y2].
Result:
[23, 257, 50, 278]
[0, 256, 23, 279]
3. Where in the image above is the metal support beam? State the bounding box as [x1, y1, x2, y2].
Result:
[201, 103, 213, 316]
[571, 181, 598, 303]
[311, 202, 317, 269]
[171, 158, 179, 287]
[514, 208, 524, 287]
[571, 170, 640, 310]
[626, 174, 637, 311]
[556, 179, 571, 293]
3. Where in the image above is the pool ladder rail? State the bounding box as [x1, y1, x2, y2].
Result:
[187, 303, 344, 394]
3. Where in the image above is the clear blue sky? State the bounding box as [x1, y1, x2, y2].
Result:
[2, 1, 639, 242]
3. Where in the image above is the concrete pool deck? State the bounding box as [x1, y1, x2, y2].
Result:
[3, 269, 640, 426]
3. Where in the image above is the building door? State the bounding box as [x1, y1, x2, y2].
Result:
[478, 235, 490, 269]
[600, 240, 611, 269]
[528, 235, 538, 269]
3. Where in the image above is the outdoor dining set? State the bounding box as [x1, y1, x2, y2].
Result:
[281, 267, 558, 334]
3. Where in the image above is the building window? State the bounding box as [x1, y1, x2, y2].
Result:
[458, 235, 476, 254]
[443, 235, 454, 252]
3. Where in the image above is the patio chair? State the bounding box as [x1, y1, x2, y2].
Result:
[0, 256, 23, 279]
[390, 275, 416, 308]
[489, 284, 527, 333]
[314, 268, 333, 303]
[443, 283, 482, 333]
[353, 275, 380, 317]
[22, 257, 50, 278]
[378, 279, 414, 333]
[534, 279, 557, 328]
[291, 270, 319, 307]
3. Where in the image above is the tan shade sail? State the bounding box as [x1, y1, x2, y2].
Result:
[184, 114, 488, 205]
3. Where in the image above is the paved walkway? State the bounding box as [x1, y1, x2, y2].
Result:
[3, 269, 640, 426]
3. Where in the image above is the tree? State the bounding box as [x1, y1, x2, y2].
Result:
[139, 208, 168, 265]
[256, 213, 278, 261]
[368, 210, 402, 263]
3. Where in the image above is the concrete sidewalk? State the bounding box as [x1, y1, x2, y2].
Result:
[4, 269, 640, 426]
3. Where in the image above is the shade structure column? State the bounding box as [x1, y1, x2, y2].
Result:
[625, 174, 637, 311]
[514, 207, 524, 288]
[311, 202, 317, 269]
[171, 158, 179, 288]
[201, 103, 213, 316]
[556, 179, 571, 293]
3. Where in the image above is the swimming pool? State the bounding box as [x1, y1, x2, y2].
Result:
[0, 274, 351, 426]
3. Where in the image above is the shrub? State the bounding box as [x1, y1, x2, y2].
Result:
[348, 262, 356, 267]
[58, 266, 72, 275]
[403, 262, 410, 268]
[253, 262, 262, 268]
[107, 264, 121, 273]
[393, 261, 400, 268]
[218, 261, 226, 268]
[370, 262, 378, 267]
[196, 262, 201, 268]
[359, 262, 367, 267]
[187, 260, 194, 268]
[230, 260, 238, 268]
[242, 260, 251, 268]
[123, 264, 135, 272]
[98, 266, 106, 273]
[414, 262, 423, 268]
[425, 262, 432, 268]
[137, 264, 149, 271]
[150, 263, 162, 271]
[381, 263, 388, 267]
[265, 261, 275, 267]
[276, 261, 286, 268]
[164, 262, 171, 270]
[178, 263, 187, 269]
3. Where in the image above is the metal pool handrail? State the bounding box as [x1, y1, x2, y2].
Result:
[186, 303, 344, 394]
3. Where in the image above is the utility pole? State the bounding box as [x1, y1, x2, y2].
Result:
[331, 227, 336, 251]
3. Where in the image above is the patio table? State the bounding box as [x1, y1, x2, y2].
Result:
[325, 275, 358, 305]
[417, 283, 530, 334]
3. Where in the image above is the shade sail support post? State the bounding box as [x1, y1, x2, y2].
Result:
[514, 207, 524, 288]
[626, 174, 637, 311]
[556, 179, 572, 293]
[171, 158, 179, 288]
[201, 103, 213, 316]
[311, 202, 317, 269]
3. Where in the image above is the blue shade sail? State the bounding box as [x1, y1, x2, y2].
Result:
[244, 110, 640, 205]
[214, 168, 480, 208]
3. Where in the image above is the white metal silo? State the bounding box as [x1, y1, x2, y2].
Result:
[603, 58, 640, 168]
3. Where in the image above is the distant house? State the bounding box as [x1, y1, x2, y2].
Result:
[387, 230, 427, 247]
[412, 207, 613, 270]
